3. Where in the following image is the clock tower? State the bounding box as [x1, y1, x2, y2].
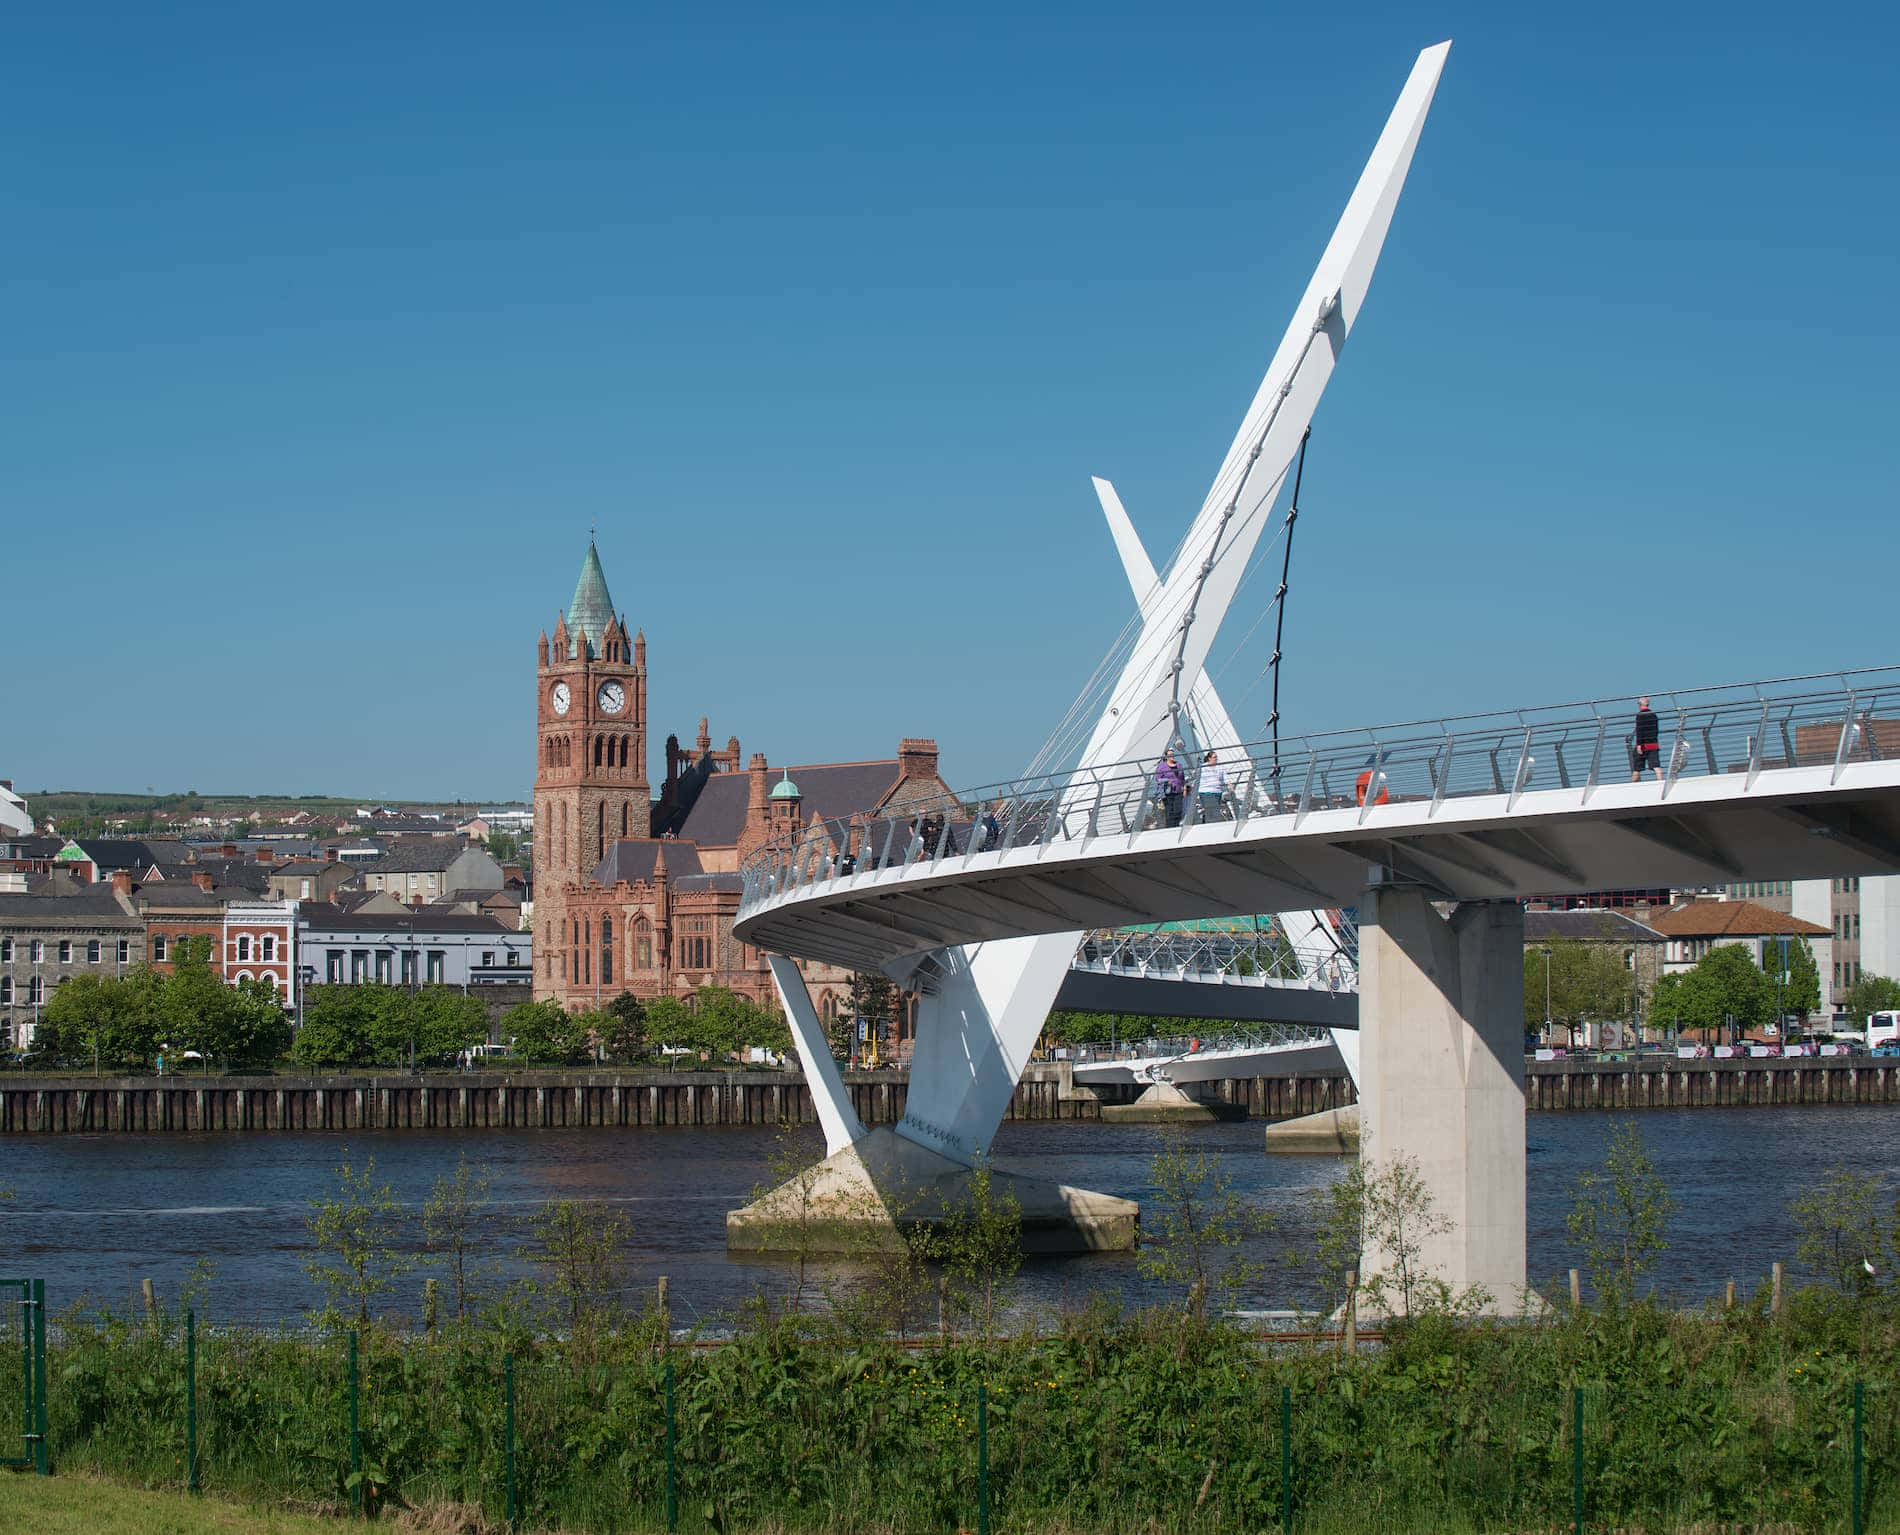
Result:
[533, 539, 648, 1000]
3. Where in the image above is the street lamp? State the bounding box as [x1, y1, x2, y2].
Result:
[1538, 946, 1553, 1046]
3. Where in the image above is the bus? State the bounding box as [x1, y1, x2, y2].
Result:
[1868, 1011, 1900, 1051]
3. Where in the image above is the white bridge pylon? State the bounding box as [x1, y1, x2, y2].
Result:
[1094, 474, 1362, 1089]
[768, 41, 1452, 1162]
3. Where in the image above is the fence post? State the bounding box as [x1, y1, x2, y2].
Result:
[503, 1353, 517, 1527]
[1280, 1384, 1292, 1532]
[31, 1278, 47, 1477]
[665, 1357, 677, 1533]
[978, 1381, 990, 1535]
[1853, 1380, 1865, 1535]
[1572, 1386, 1584, 1535]
[186, 1309, 198, 1494]
[348, 1330, 361, 1515]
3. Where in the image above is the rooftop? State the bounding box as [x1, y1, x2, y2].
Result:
[1646, 899, 1830, 940]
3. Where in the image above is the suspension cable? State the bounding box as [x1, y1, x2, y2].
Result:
[1268, 427, 1310, 791]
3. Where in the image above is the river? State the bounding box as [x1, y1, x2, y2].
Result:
[2, 1105, 1895, 1323]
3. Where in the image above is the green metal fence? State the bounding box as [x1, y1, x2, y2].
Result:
[31, 1307, 1900, 1531]
[0, 1278, 47, 1475]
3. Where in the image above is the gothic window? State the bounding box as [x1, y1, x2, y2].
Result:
[594, 735, 603, 768]
[601, 916, 613, 985]
[621, 801, 630, 838]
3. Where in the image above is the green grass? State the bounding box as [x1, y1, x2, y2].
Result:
[0, 1471, 351, 1535]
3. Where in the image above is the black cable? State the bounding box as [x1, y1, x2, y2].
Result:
[1267, 428, 1311, 792]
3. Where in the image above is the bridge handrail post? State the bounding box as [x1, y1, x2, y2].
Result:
[1745, 700, 1770, 789]
[1663, 709, 1690, 797]
[1701, 720, 1718, 776]
[1124, 781, 1150, 847]
[1507, 725, 1535, 811]
[1430, 733, 1455, 816]
[1833, 686, 1861, 786]
[1583, 712, 1605, 803]
[1086, 781, 1104, 840]
[1232, 763, 1257, 835]
[1294, 750, 1318, 828]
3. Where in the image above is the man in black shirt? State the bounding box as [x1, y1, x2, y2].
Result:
[1631, 696, 1661, 781]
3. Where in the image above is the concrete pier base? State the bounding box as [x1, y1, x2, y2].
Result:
[1100, 1080, 1248, 1125]
[725, 1126, 1139, 1255]
[1264, 1103, 1360, 1153]
[1359, 881, 1529, 1315]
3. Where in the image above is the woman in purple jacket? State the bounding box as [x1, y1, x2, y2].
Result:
[1155, 747, 1187, 827]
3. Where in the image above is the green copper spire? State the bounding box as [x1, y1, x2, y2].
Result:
[566, 539, 616, 658]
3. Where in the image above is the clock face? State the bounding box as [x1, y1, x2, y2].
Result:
[550, 682, 571, 716]
[597, 681, 626, 716]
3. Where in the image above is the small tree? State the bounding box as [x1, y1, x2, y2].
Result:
[1781, 937, 1823, 1022]
[1136, 1137, 1270, 1320]
[506, 999, 589, 1064]
[1567, 1118, 1674, 1309]
[922, 1156, 1022, 1339]
[422, 1154, 495, 1324]
[1843, 972, 1900, 1019]
[305, 1157, 415, 1326]
[1790, 1167, 1883, 1294]
[1358, 1156, 1460, 1318]
[602, 992, 647, 1061]
[529, 1199, 631, 1338]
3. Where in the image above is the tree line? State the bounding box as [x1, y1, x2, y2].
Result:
[33, 936, 290, 1070]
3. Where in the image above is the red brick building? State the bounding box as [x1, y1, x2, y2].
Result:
[532, 541, 955, 1020]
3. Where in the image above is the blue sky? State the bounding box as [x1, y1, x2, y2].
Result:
[6, 1, 1897, 802]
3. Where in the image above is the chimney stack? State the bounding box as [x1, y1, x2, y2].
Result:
[898, 738, 939, 782]
[192, 871, 215, 892]
[748, 753, 772, 821]
[221, 843, 238, 858]
[111, 869, 134, 896]
[325, 847, 338, 863]
[255, 847, 274, 864]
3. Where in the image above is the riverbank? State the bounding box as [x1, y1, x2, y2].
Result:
[9, 1052, 1900, 1135]
[34, 1295, 1900, 1533]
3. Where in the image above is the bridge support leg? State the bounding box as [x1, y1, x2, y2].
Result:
[766, 954, 866, 1155]
[1358, 881, 1530, 1315]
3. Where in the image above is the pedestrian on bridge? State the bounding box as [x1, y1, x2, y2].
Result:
[1156, 747, 1187, 827]
[1198, 750, 1228, 822]
[1631, 696, 1662, 782]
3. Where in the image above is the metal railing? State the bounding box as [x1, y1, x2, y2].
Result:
[1073, 926, 1356, 992]
[1066, 1025, 1336, 1065]
[739, 667, 1900, 915]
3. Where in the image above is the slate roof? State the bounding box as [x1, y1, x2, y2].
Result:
[0, 885, 142, 927]
[0, 836, 62, 859]
[674, 759, 908, 848]
[672, 872, 745, 895]
[135, 883, 245, 911]
[297, 902, 521, 937]
[1647, 900, 1830, 939]
[593, 840, 704, 886]
[1525, 910, 1665, 944]
[272, 859, 337, 877]
[72, 839, 163, 872]
[364, 841, 476, 874]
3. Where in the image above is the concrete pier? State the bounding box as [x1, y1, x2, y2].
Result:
[725, 1126, 1139, 1255]
[1359, 881, 1528, 1314]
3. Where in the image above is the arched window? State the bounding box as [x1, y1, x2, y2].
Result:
[621, 801, 630, 838]
[594, 735, 603, 768]
[597, 801, 605, 856]
[601, 916, 614, 985]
